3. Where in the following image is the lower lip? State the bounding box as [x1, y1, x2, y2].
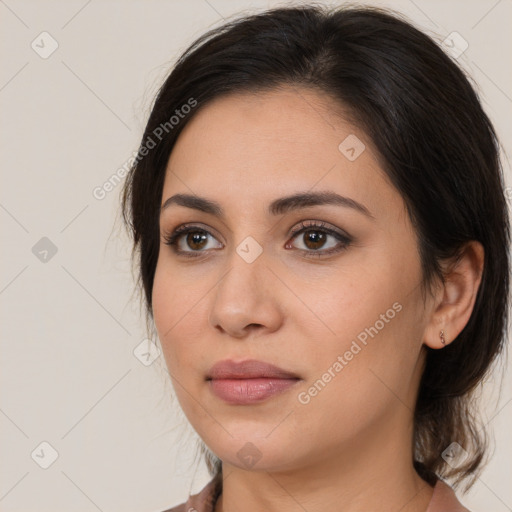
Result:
[208, 378, 300, 405]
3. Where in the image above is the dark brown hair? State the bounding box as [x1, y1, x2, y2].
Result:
[121, 4, 510, 493]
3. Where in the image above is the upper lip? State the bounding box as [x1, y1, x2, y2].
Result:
[206, 359, 300, 380]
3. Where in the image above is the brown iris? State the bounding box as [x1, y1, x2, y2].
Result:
[302, 230, 327, 250]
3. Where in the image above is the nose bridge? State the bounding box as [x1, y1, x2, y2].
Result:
[220, 234, 268, 300]
[209, 234, 281, 335]
[221, 206, 270, 275]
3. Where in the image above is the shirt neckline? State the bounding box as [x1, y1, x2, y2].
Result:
[183, 475, 468, 512]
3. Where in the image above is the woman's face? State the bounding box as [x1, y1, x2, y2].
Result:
[152, 87, 434, 473]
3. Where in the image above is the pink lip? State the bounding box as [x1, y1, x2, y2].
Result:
[207, 359, 299, 380]
[206, 359, 301, 405]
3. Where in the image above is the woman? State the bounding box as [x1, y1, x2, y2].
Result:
[121, 5, 510, 512]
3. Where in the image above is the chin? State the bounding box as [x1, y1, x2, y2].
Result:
[203, 431, 305, 472]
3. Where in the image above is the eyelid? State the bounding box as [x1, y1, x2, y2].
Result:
[288, 219, 350, 239]
[164, 222, 222, 242]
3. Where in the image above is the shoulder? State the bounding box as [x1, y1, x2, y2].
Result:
[426, 478, 472, 512]
[161, 476, 473, 512]
[159, 504, 185, 512]
[158, 478, 221, 512]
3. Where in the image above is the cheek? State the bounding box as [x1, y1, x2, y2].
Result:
[294, 297, 422, 450]
[304, 288, 403, 392]
[294, 252, 407, 349]
[152, 261, 173, 343]
[152, 255, 229, 394]
[152, 258, 201, 372]
[298, 246, 424, 398]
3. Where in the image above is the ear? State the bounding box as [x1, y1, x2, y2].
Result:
[423, 241, 484, 350]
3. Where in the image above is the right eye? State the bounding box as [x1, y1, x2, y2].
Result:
[163, 224, 223, 257]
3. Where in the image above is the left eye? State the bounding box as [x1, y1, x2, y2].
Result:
[289, 228, 341, 251]
[286, 221, 352, 256]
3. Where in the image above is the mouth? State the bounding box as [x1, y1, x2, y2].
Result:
[206, 359, 301, 405]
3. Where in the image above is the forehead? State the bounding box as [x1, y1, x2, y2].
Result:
[168, 87, 355, 173]
[163, 87, 402, 222]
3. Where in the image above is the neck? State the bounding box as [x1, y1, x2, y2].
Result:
[214, 410, 434, 512]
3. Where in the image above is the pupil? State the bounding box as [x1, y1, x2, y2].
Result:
[305, 231, 325, 249]
[188, 232, 207, 249]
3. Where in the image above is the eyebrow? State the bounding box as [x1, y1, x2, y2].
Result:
[160, 191, 375, 220]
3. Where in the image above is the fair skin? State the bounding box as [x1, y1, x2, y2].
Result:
[152, 86, 484, 512]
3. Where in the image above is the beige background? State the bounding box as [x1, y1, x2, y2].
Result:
[1, 0, 511, 511]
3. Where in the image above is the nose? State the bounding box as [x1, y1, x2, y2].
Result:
[208, 246, 284, 339]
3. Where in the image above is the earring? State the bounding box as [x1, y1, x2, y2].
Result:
[440, 330, 446, 345]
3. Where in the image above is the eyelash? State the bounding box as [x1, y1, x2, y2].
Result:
[163, 220, 352, 259]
